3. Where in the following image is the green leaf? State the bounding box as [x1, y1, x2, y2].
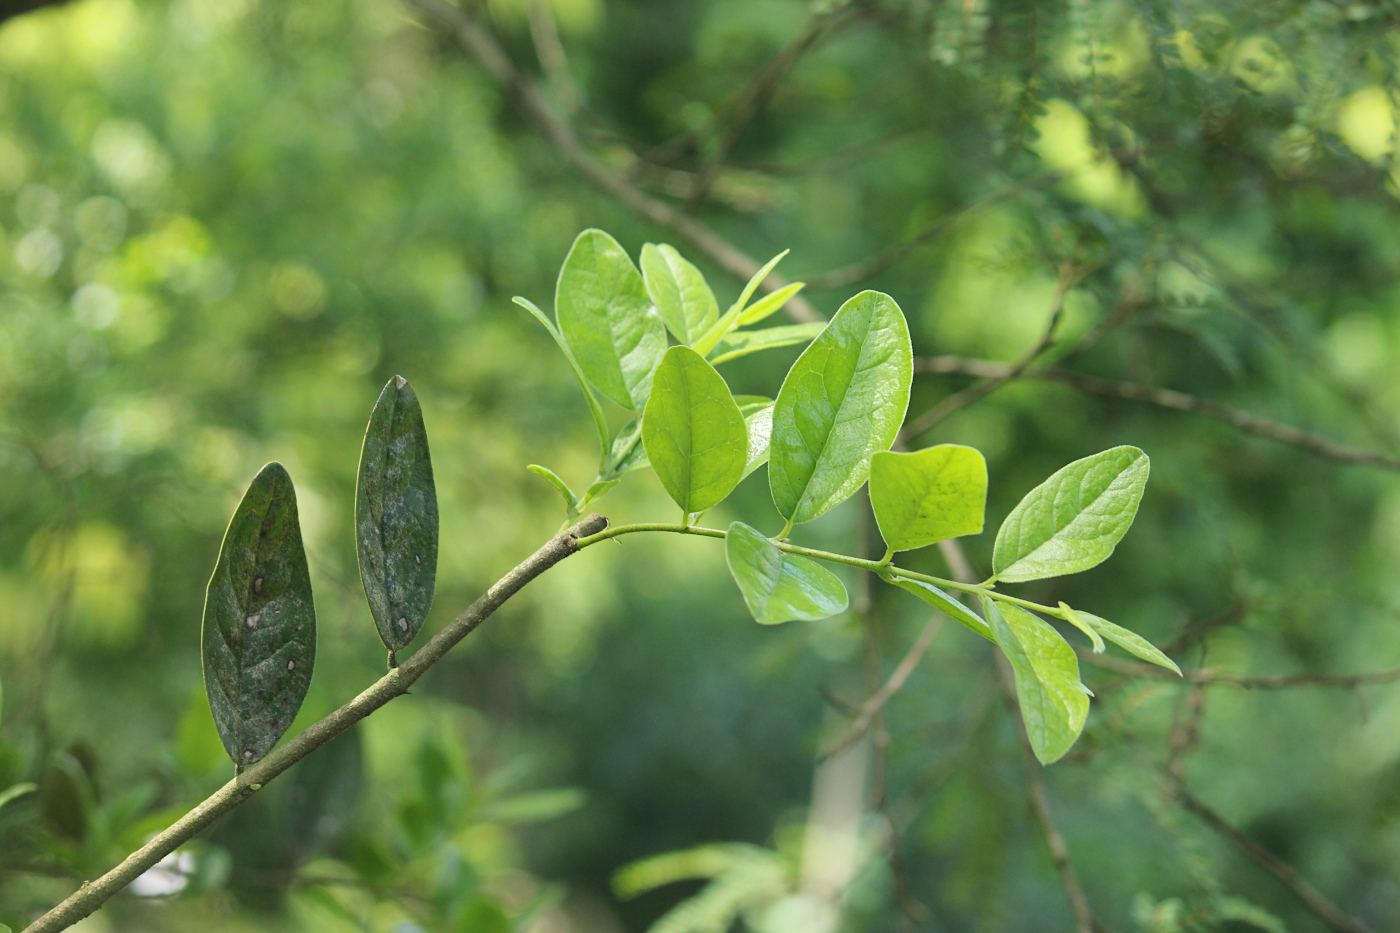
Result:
[992, 446, 1150, 583]
[514, 296, 611, 465]
[203, 462, 316, 767]
[1058, 602, 1104, 653]
[640, 242, 718, 344]
[691, 249, 788, 357]
[1077, 610, 1181, 675]
[734, 395, 773, 411]
[555, 229, 666, 411]
[709, 322, 825, 365]
[604, 420, 648, 477]
[742, 401, 774, 480]
[769, 290, 913, 525]
[482, 787, 586, 824]
[0, 781, 37, 814]
[356, 376, 439, 654]
[725, 521, 848, 625]
[527, 464, 579, 511]
[984, 599, 1089, 764]
[882, 575, 994, 642]
[870, 445, 987, 553]
[642, 346, 749, 514]
[736, 281, 806, 326]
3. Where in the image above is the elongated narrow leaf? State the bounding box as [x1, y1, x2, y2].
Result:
[1058, 602, 1104, 653]
[556, 229, 666, 411]
[1078, 610, 1181, 674]
[691, 250, 788, 357]
[984, 600, 1089, 764]
[993, 446, 1150, 582]
[709, 322, 825, 366]
[356, 376, 439, 654]
[737, 281, 805, 326]
[769, 290, 913, 525]
[203, 463, 316, 766]
[527, 464, 579, 511]
[0, 782, 36, 815]
[514, 296, 611, 463]
[641, 242, 718, 344]
[883, 574, 993, 642]
[742, 402, 774, 479]
[726, 522, 847, 625]
[871, 445, 987, 553]
[642, 346, 748, 514]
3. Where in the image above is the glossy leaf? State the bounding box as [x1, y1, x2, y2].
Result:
[1078, 610, 1181, 675]
[883, 574, 993, 641]
[691, 250, 788, 357]
[1058, 602, 1105, 653]
[769, 290, 912, 525]
[992, 446, 1150, 583]
[528, 464, 579, 511]
[736, 281, 806, 326]
[556, 229, 666, 411]
[514, 296, 610, 463]
[642, 346, 748, 514]
[870, 445, 987, 553]
[742, 401, 774, 479]
[984, 599, 1089, 764]
[640, 242, 718, 345]
[203, 462, 316, 767]
[709, 322, 824, 365]
[356, 376, 439, 654]
[725, 522, 848, 625]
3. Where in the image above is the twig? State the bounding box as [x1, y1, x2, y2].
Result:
[402, 0, 821, 323]
[821, 616, 944, 760]
[915, 356, 1400, 472]
[21, 514, 608, 933]
[527, 0, 579, 117]
[1170, 778, 1377, 933]
[1077, 650, 1400, 689]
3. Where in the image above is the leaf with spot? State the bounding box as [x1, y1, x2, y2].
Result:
[642, 346, 748, 514]
[356, 376, 439, 654]
[984, 599, 1089, 764]
[769, 290, 912, 525]
[725, 521, 848, 625]
[203, 462, 316, 767]
[641, 242, 718, 345]
[870, 445, 987, 553]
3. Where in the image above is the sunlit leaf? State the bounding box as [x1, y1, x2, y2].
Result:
[870, 445, 986, 553]
[1058, 602, 1104, 653]
[742, 401, 774, 479]
[725, 521, 847, 625]
[736, 281, 805, 326]
[709, 322, 824, 365]
[641, 242, 718, 345]
[984, 600, 1089, 764]
[1078, 610, 1181, 675]
[691, 250, 789, 357]
[528, 464, 579, 511]
[642, 347, 748, 514]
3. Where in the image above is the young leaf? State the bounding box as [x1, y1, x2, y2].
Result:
[1077, 610, 1181, 675]
[1058, 602, 1104, 653]
[356, 376, 439, 654]
[870, 445, 987, 553]
[709, 322, 824, 366]
[203, 462, 316, 767]
[725, 522, 848, 625]
[640, 242, 718, 345]
[514, 296, 611, 463]
[642, 346, 748, 514]
[555, 229, 666, 411]
[691, 250, 789, 357]
[769, 290, 913, 526]
[992, 446, 1150, 583]
[527, 464, 579, 512]
[983, 599, 1089, 764]
[882, 575, 994, 642]
[736, 281, 806, 326]
[604, 420, 649, 477]
[742, 401, 774, 479]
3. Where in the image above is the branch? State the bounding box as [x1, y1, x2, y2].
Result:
[916, 356, 1400, 472]
[22, 514, 608, 933]
[403, 0, 821, 323]
[821, 616, 944, 760]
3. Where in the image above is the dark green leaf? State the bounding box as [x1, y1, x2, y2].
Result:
[642, 346, 748, 514]
[769, 290, 913, 525]
[640, 242, 718, 344]
[556, 229, 666, 411]
[514, 296, 611, 462]
[725, 521, 848, 625]
[527, 464, 579, 511]
[984, 599, 1089, 764]
[882, 575, 993, 641]
[203, 462, 316, 766]
[709, 322, 824, 365]
[356, 377, 439, 654]
[870, 445, 987, 553]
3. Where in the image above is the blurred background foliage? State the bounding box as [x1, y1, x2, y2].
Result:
[5, 0, 1400, 930]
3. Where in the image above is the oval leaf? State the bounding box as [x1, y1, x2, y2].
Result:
[203, 462, 316, 767]
[356, 376, 439, 653]
[769, 290, 913, 525]
[642, 346, 748, 514]
[992, 446, 1150, 583]
[871, 445, 987, 553]
[556, 229, 666, 411]
[882, 575, 993, 642]
[984, 599, 1089, 764]
[641, 242, 718, 345]
[726, 522, 848, 625]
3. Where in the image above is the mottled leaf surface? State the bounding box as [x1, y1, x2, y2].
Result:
[769, 290, 912, 524]
[993, 446, 1149, 582]
[203, 463, 316, 766]
[883, 575, 993, 641]
[356, 376, 439, 653]
[725, 521, 848, 625]
[984, 600, 1089, 764]
[556, 229, 665, 411]
[709, 322, 824, 365]
[642, 346, 747, 514]
[641, 242, 717, 345]
[870, 445, 987, 552]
